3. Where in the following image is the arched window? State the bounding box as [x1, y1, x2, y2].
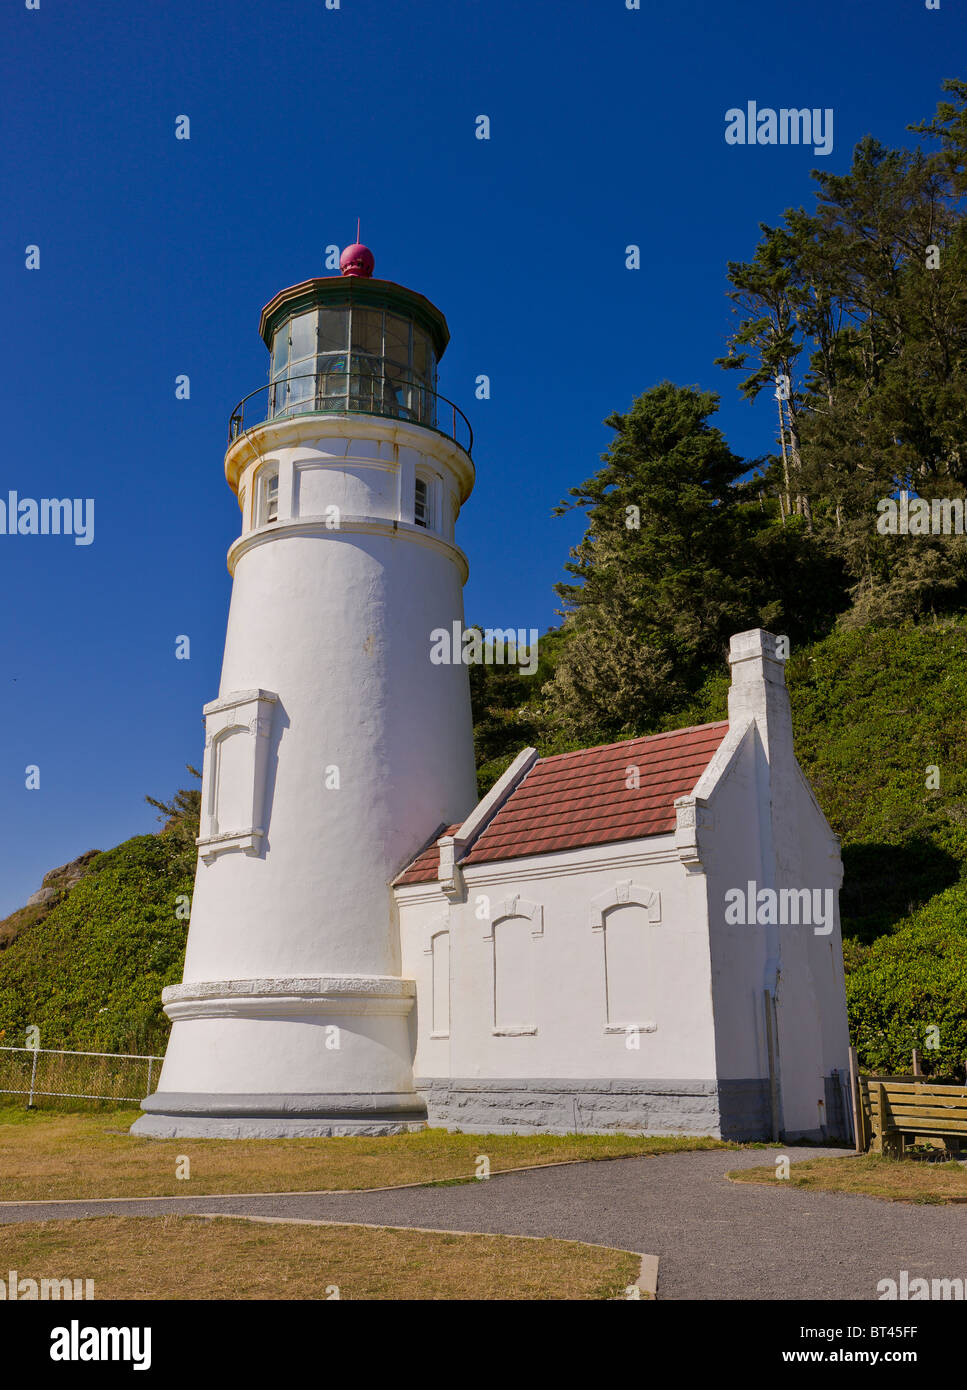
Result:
[430, 930, 450, 1037]
[589, 882, 661, 1033]
[602, 904, 658, 1030]
[493, 916, 534, 1033]
[484, 896, 543, 1036]
[209, 727, 250, 837]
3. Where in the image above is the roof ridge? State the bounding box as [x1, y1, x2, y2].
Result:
[535, 719, 729, 764]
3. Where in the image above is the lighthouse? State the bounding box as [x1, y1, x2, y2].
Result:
[133, 244, 478, 1137]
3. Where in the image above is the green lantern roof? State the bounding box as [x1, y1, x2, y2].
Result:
[259, 276, 450, 361]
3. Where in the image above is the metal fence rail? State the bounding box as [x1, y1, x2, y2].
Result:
[0, 1045, 163, 1105]
[228, 371, 474, 456]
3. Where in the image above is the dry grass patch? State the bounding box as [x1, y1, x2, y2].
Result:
[0, 1104, 730, 1202]
[0, 1215, 641, 1300]
[729, 1153, 967, 1204]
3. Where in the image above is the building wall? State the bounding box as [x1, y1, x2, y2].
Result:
[771, 769, 851, 1138]
[398, 836, 732, 1134]
[696, 704, 851, 1140]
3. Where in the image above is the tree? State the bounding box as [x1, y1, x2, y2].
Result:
[718, 92, 967, 626]
[545, 383, 841, 739]
[146, 766, 202, 873]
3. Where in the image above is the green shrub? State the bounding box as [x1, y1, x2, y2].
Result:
[846, 882, 967, 1074]
[0, 835, 190, 1057]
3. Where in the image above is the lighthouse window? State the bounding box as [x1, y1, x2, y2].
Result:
[258, 468, 279, 526]
[414, 477, 429, 528]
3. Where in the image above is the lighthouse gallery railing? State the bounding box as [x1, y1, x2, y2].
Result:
[228, 372, 473, 457]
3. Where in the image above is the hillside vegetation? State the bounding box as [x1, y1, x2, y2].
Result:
[0, 834, 193, 1058]
[2, 621, 966, 1072]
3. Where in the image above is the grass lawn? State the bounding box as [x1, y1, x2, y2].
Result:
[0, 1214, 643, 1300]
[0, 1103, 732, 1202]
[729, 1152, 967, 1204]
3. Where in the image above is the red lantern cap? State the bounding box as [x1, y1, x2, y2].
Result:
[339, 243, 375, 278]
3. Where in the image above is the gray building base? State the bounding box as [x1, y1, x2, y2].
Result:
[415, 1077, 773, 1139]
[130, 1091, 427, 1139]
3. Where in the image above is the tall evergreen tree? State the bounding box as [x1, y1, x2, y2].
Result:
[546, 383, 840, 739]
[719, 85, 967, 626]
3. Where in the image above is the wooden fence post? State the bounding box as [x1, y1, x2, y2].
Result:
[872, 1082, 887, 1154]
[848, 1045, 865, 1153]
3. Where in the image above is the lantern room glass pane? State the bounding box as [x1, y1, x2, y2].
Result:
[382, 370, 407, 418]
[413, 331, 429, 379]
[317, 353, 348, 407]
[318, 308, 348, 353]
[385, 314, 410, 367]
[270, 379, 289, 416]
[272, 330, 288, 376]
[349, 352, 382, 411]
[288, 370, 314, 404]
[289, 311, 316, 362]
[351, 308, 383, 357]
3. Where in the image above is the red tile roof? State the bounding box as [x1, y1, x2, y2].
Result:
[394, 721, 728, 885]
[393, 825, 460, 887]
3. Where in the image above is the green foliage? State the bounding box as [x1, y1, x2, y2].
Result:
[719, 82, 967, 625]
[846, 883, 967, 1074]
[469, 627, 566, 794]
[145, 764, 202, 876]
[783, 623, 967, 941]
[543, 382, 845, 741]
[0, 835, 190, 1056]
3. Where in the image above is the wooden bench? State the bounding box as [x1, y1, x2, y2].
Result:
[865, 1079, 967, 1157]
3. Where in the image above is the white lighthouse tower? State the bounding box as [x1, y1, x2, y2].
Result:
[134, 243, 478, 1137]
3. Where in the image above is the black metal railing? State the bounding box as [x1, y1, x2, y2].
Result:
[228, 372, 473, 456]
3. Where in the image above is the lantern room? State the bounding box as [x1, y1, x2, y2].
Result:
[229, 243, 471, 455]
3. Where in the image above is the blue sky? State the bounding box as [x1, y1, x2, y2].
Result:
[0, 0, 959, 914]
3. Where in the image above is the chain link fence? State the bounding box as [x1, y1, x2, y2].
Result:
[0, 1046, 162, 1107]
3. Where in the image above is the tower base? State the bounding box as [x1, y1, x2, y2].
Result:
[130, 1090, 427, 1139]
[132, 974, 427, 1138]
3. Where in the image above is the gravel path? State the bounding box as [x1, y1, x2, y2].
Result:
[3, 1146, 964, 1299]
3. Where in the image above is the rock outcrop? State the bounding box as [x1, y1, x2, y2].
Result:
[0, 850, 101, 950]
